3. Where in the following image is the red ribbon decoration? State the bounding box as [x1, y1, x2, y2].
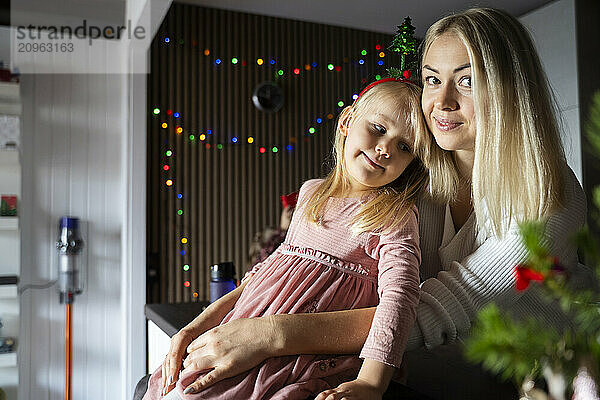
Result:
[514, 265, 545, 291]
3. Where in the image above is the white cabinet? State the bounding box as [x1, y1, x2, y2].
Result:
[0, 81, 20, 400]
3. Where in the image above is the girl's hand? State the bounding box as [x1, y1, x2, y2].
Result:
[178, 316, 279, 394]
[161, 329, 196, 397]
[314, 378, 384, 400]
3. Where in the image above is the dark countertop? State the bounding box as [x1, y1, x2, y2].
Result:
[145, 302, 209, 337]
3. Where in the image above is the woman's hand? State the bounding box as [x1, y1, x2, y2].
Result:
[178, 316, 280, 394]
[314, 378, 384, 400]
[161, 329, 196, 396]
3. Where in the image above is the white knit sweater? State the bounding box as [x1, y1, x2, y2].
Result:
[406, 165, 587, 350]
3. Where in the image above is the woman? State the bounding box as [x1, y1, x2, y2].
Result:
[158, 8, 586, 400]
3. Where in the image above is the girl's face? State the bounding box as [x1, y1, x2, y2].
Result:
[421, 33, 476, 152]
[341, 101, 415, 195]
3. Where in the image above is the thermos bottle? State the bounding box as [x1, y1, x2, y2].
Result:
[209, 262, 236, 303]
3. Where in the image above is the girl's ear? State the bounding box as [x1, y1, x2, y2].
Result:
[338, 106, 354, 136]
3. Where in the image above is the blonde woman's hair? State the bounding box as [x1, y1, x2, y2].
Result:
[422, 7, 566, 235]
[304, 80, 454, 235]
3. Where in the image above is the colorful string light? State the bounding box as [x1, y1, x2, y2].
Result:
[155, 38, 391, 298]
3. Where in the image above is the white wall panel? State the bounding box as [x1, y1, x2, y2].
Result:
[520, 0, 582, 183]
[19, 71, 126, 400]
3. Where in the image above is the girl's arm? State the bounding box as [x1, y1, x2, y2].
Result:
[315, 359, 395, 400]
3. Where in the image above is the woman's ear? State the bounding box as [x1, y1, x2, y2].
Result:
[338, 106, 354, 136]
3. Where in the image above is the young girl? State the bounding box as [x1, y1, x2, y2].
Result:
[144, 78, 451, 400]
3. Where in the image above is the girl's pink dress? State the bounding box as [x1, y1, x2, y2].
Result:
[144, 179, 421, 400]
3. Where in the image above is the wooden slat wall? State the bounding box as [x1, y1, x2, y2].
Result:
[147, 3, 392, 303]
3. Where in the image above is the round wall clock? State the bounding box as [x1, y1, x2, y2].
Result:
[252, 82, 284, 113]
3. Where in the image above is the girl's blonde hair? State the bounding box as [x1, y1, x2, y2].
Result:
[304, 80, 454, 235]
[422, 7, 566, 235]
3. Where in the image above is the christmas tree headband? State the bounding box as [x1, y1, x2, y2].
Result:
[354, 17, 418, 105]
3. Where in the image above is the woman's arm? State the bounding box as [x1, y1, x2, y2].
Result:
[408, 166, 587, 350]
[177, 307, 377, 394]
[270, 307, 376, 355]
[182, 279, 249, 336]
[161, 280, 249, 395]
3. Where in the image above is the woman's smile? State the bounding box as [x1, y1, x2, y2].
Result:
[433, 116, 464, 132]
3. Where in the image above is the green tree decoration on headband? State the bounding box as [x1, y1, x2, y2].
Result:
[388, 17, 418, 80]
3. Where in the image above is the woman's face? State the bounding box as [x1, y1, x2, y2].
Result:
[421, 33, 476, 152]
